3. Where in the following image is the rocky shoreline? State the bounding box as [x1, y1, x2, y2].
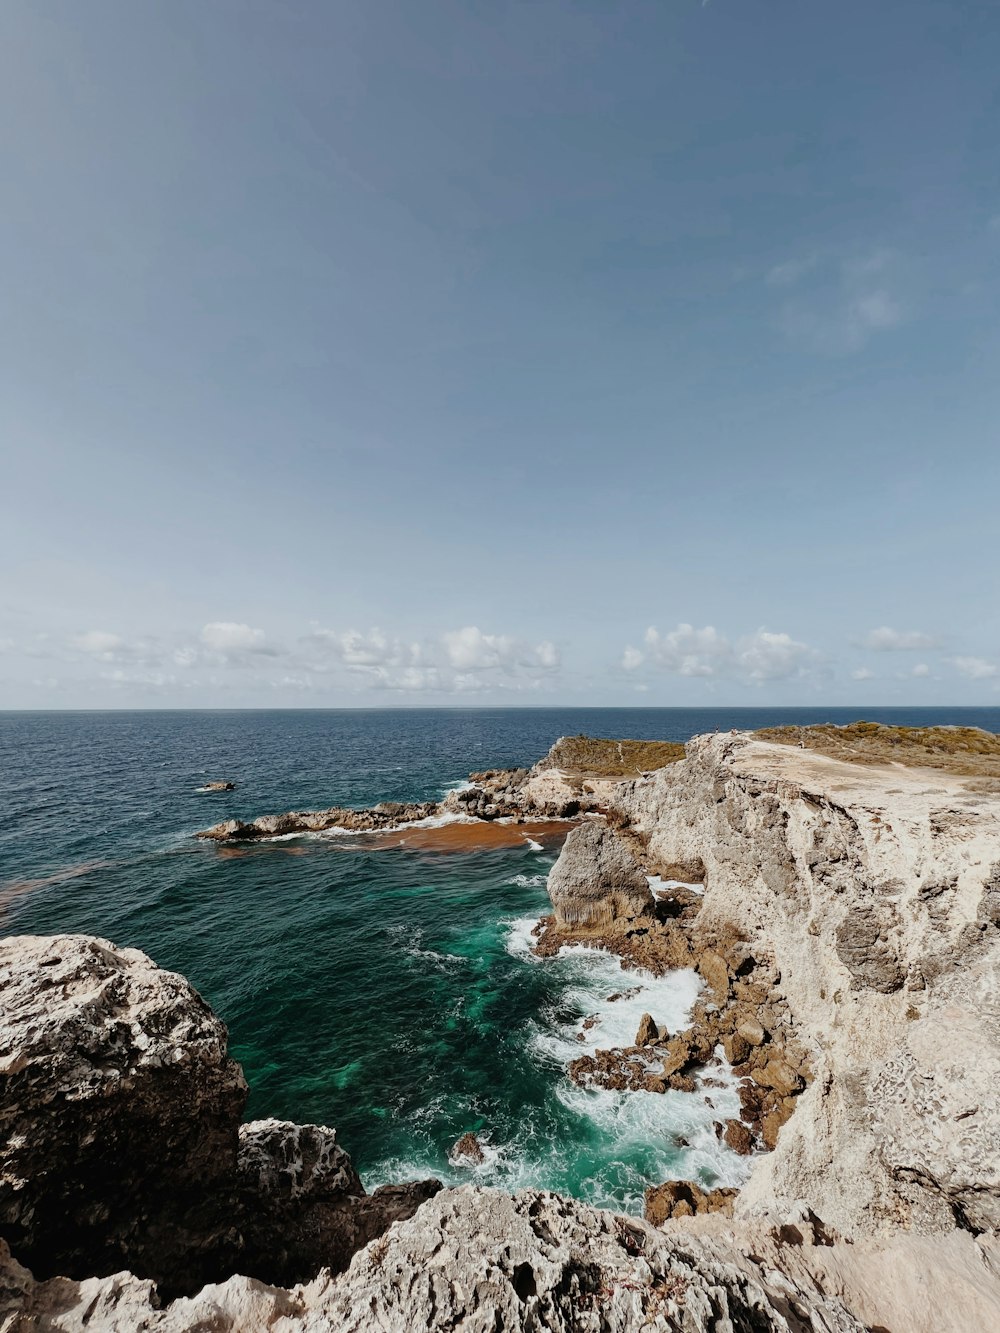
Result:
[3, 725, 1000, 1330]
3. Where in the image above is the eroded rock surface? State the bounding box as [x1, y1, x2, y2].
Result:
[612, 730, 1000, 1238]
[547, 822, 654, 927]
[0, 936, 439, 1299]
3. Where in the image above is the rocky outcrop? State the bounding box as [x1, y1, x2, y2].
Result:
[611, 730, 1000, 1239]
[644, 1180, 738, 1224]
[0, 935, 247, 1291]
[546, 822, 654, 927]
[450, 1132, 486, 1165]
[0, 935, 439, 1298]
[199, 781, 235, 792]
[197, 800, 439, 841]
[0, 1190, 873, 1332]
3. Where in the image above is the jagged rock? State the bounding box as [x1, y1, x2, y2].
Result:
[644, 1179, 739, 1225]
[196, 801, 439, 841]
[0, 935, 439, 1299]
[634, 1012, 659, 1046]
[450, 1132, 486, 1165]
[0, 1191, 877, 1332]
[697, 948, 730, 999]
[722, 1031, 750, 1065]
[0, 934, 248, 1292]
[201, 781, 235, 791]
[751, 1058, 804, 1097]
[737, 1017, 766, 1046]
[724, 1119, 754, 1155]
[546, 822, 654, 927]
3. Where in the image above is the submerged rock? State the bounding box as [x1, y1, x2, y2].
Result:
[450, 1132, 486, 1165]
[546, 821, 654, 927]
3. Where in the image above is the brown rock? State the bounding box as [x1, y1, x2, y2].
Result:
[450, 1132, 486, 1165]
[722, 1032, 750, 1065]
[752, 1059, 804, 1097]
[737, 1018, 767, 1047]
[698, 949, 731, 999]
[644, 1179, 739, 1226]
[723, 1120, 754, 1155]
[635, 1012, 659, 1046]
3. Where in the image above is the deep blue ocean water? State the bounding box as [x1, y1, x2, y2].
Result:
[3, 707, 998, 1211]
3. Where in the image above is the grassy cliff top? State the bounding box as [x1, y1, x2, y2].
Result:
[538, 735, 686, 777]
[756, 721, 1000, 778]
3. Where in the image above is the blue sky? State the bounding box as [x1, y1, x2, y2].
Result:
[1, 0, 998, 707]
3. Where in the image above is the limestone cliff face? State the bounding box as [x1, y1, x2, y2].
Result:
[612, 732, 1000, 1238]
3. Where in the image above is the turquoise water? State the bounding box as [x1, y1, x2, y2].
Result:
[4, 707, 999, 1211]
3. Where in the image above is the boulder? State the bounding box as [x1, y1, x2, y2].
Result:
[697, 948, 731, 999]
[546, 822, 654, 927]
[737, 1017, 767, 1047]
[644, 1179, 739, 1225]
[723, 1119, 754, 1155]
[201, 781, 236, 792]
[634, 1012, 659, 1046]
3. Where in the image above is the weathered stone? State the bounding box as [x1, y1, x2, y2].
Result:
[450, 1132, 486, 1165]
[698, 948, 730, 999]
[723, 1031, 751, 1065]
[751, 1058, 804, 1097]
[546, 822, 654, 927]
[737, 1017, 767, 1047]
[724, 1119, 754, 1155]
[634, 1012, 659, 1046]
[644, 1179, 739, 1225]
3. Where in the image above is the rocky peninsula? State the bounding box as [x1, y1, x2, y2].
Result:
[3, 724, 1000, 1330]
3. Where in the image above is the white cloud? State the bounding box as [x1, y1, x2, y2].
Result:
[851, 667, 875, 681]
[860, 626, 938, 652]
[200, 622, 273, 655]
[305, 623, 559, 693]
[737, 629, 817, 682]
[640, 623, 733, 677]
[951, 656, 997, 680]
[911, 662, 931, 678]
[442, 626, 558, 673]
[72, 630, 125, 660]
[626, 623, 819, 684]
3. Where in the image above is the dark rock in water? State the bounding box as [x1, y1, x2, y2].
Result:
[546, 822, 654, 928]
[196, 800, 439, 841]
[0, 934, 440, 1298]
[451, 1132, 486, 1165]
[634, 1012, 659, 1046]
[201, 781, 236, 792]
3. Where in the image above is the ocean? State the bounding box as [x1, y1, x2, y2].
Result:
[3, 706, 998, 1213]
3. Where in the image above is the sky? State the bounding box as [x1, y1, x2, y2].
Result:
[1, 0, 998, 708]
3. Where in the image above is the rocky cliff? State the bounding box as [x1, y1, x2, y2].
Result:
[4, 726, 1000, 1331]
[608, 730, 1000, 1238]
[0, 935, 439, 1300]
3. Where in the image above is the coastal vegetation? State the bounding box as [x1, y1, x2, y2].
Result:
[757, 720, 1000, 777]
